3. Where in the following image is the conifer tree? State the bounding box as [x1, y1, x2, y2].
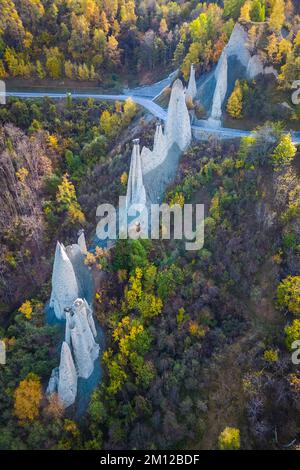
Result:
[227, 80, 243, 118]
[269, 0, 285, 33]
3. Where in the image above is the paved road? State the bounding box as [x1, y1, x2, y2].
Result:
[6, 91, 300, 144]
[7, 91, 168, 121]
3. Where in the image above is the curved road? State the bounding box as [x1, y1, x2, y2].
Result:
[6, 91, 300, 144]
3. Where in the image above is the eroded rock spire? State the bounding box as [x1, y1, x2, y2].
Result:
[209, 51, 228, 126]
[126, 138, 147, 208]
[165, 79, 192, 152]
[57, 341, 78, 408]
[153, 121, 165, 153]
[186, 64, 197, 101]
[49, 242, 79, 320]
[66, 298, 99, 379]
[77, 229, 88, 254]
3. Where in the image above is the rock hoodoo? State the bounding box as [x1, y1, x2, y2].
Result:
[126, 138, 147, 209]
[186, 64, 197, 101]
[47, 296, 100, 407]
[128, 79, 192, 209]
[165, 79, 192, 152]
[77, 229, 88, 254]
[47, 341, 78, 408]
[66, 298, 99, 379]
[57, 341, 78, 408]
[47, 236, 100, 409]
[209, 51, 228, 126]
[141, 122, 168, 176]
[49, 242, 79, 320]
[153, 122, 166, 154]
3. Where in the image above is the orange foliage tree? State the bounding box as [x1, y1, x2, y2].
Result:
[14, 372, 43, 424]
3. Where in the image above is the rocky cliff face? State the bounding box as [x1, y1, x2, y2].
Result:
[226, 23, 251, 68]
[0, 125, 56, 315]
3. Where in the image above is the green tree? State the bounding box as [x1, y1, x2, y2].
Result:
[223, 0, 246, 20]
[100, 109, 120, 139]
[113, 239, 151, 273]
[36, 60, 45, 79]
[45, 47, 62, 79]
[278, 55, 300, 89]
[250, 0, 266, 22]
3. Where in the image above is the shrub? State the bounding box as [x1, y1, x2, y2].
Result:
[263, 349, 278, 362]
[218, 427, 240, 450]
[285, 319, 300, 350]
[277, 276, 300, 315]
[271, 134, 297, 167]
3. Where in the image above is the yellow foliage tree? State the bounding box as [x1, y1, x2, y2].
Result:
[56, 174, 85, 224]
[294, 31, 300, 48]
[122, 267, 163, 319]
[120, 171, 128, 186]
[123, 97, 137, 124]
[19, 300, 33, 320]
[189, 321, 206, 338]
[266, 33, 279, 62]
[277, 276, 300, 314]
[269, 0, 285, 33]
[239, 1, 251, 21]
[0, 59, 7, 78]
[100, 109, 120, 138]
[14, 373, 42, 424]
[103, 349, 128, 394]
[271, 134, 297, 167]
[159, 18, 168, 35]
[218, 427, 240, 450]
[263, 349, 278, 362]
[276, 38, 292, 63]
[16, 167, 29, 184]
[227, 80, 243, 119]
[169, 192, 185, 208]
[48, 134, 59, 150]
